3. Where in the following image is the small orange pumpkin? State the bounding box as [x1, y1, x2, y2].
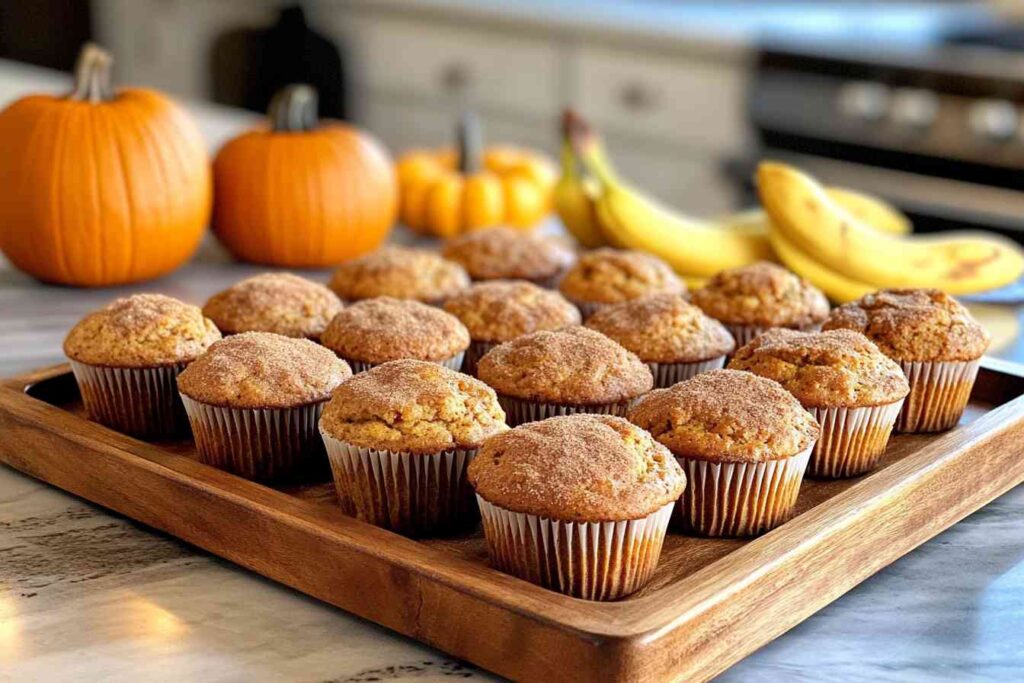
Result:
[397, 114, 556, 237]
[0, 43, 211, 287]
[213, 85, 397, 267]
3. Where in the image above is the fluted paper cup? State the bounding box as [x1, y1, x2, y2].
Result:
[647, 355, 727, 389]
[808, 399, 904, 478]
[344, 351, 465, 375]
[461, 340, 499, 377]
[477, 496, 674, 600]
[322, 432, 479, 537]
[896, 359, 981, 433]
[181, 395, 327, 482]
[675, 445, 812, 537]
[70, 360, 187, 439]
[497, 394, 635, 427]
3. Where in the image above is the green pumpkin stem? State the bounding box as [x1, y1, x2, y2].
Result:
[457, 112, 483, 174]
[70, 43, 114, 103]
[269, 85, 319, 132]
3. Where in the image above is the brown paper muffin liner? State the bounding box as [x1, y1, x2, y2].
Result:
[321, 432, 479, 537]
[726, 322, 823, 350]
[180, 395, 327, 482]
[807, 399, 904, 478]
[477, 496, 675, 600]
[675, 445, 812, 537]
[69, 360, 187, 439]
[345, 351, 465, 375]
[647, 355, 727, 389]
[572, 300, 608, 320]
[461, 340, 499, 377]
[497, 394, 635, 427]
[896, 359, 981, 433]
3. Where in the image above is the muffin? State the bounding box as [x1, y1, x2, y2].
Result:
[557, 248, 685, 318]
[442, 281, 581, 376]
[320, 297, 470, 373]
[468, 414, 685, 599]
[441, 227, 576, 287]
[691, 261, 829, 347]
[202, 272, 343, 340]
[64, 294, 221, 438]
[320, 360, 507, 536]
[586, 294, 735, 387]
[476, 326, 653, 426]
[628, 370, 818, 537]
[823, 288, 989, 433]
[177, 332, 351, 481]
[729, 329, 909, 478]
[328, 245, 469, 303]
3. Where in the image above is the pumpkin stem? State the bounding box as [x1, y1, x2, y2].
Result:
[70, 43, 114, 103]
[269, 84, 319, 132]
[456, 112, 483, 174]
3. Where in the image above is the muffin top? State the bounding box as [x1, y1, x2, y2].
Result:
[477, 326, 653, 404]
[441, 227, 576, 282]
[442, 280, 581, 343]
[320, 297, 470, 364]
[823, 288, 989, 362]
[691, 262, 829, 328]
[585, 294, 735, 363]
[467, 414, 685, 522]
[627, 369, 819, 463]
[64, 294, 221, 367]
[202, 273, 343, 340]
[320, 359, 507, 453]
[728, 329, 910, 408]
[328, 246, 469, 302]
[177, 332, 351, 409]
[558, 248, 685, 305]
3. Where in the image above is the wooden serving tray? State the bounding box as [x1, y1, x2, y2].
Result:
[3, 361, 1024, 681]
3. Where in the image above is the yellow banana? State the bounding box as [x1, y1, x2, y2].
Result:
[758, 161, 1024, 295]
[553, 140, 605, 248]
[716, 188, 910, 236]
[767, 226, 875, 303]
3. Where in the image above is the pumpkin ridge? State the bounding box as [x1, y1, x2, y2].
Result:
[49, 103, 77, 283]
[108, 102, 144, 282]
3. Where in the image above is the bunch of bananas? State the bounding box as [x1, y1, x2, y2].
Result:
[553, 111, 1024, 301]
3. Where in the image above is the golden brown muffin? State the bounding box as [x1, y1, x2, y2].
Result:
[177, 332, 351, 409]
[558, 248, 685, 306]
[202, 272, 343, 340]
[468, 414, 685, 522]
[442, 280, 581, 343]
[823, 288, 989, 362]
[441, 227, 576, 284]
[628, 369, 819, 462]
[691, 261, 829, 328]
[64, 293, 221, 367]
[328, 246, 469, 302]
[320, 359, 507, 454]
[585, 294, 735, 363]
[320, 297, 470, 365]
[477, 326, 653, 405]
[728, 328, 909, 408]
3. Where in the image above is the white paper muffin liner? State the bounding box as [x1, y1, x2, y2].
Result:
[896, 358, 981, 433]
[675, 445, 812, 537]
[497, 394, 635, 427]
[726, 322, 823, 351]
[180, 395, 327, 482]
[69, 360, 187, 439]
[321, 432, 479, 536]
[477, 496, 675, 600]
[461, 340, 499, 377]
[807, 399, 904, 478]
[344, 351, 465, 375]
[647, 355, 727, 389]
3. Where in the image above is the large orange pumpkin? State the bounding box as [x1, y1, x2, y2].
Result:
[212, 85, 397, 267]
[0, 43, 211, 287]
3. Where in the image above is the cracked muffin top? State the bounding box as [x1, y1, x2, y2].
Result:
[477, 326, 653, 405]
[328, 246, 469, 303]
[728, 329, 909, 408]
[441, 227, 576, 283]
[320, 297, 470, 364]
[202, 273, 343, 340]
[65, 294, 221, 367]
[467, 414, 685, 522]
[177, 332, 351, 408]
[823, 288, 989, 362]
[585, 294, 735, 363]
[557, 248, 685, 305]
[627, 369, 819, 463]
[443, 280, 581, 343]
[691, 262, 829, 328]
[319, 359, 507, 453]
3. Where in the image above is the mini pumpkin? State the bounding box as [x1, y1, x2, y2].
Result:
[212, 84, 397, 267]
[397, 114, 556, 237]
[0, 43, 211, 287]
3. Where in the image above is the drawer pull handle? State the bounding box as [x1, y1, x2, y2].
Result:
[440, 64, 471, 92]
[620, 82, 657, 111]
